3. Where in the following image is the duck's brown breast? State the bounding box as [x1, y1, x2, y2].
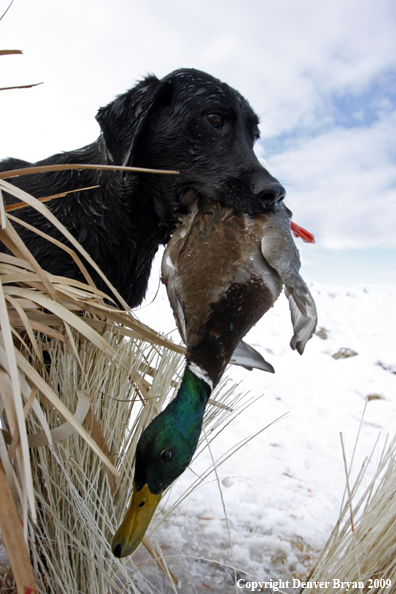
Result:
[167, 202, 283, 385]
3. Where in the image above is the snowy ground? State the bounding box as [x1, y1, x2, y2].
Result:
[129, 249, 396, 593]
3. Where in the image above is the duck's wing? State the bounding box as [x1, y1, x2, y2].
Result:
[162, 231, 191, 344]
[284, 285, 317, 355]
[260, 204, 317, 355]
[230, 340, 275, 373]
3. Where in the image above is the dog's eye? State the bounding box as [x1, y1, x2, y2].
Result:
[207, 113, 224, 128]
[254, 131, 260, 143]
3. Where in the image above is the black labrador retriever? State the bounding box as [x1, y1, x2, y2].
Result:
[0, 68, 285, 307]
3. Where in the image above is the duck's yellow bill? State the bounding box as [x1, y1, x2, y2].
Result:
[112, 482, 162, 558]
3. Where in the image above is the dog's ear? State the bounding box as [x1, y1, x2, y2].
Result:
[96, 75, 173, 166]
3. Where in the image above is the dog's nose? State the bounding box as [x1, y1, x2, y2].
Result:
[253, 176, 286, 210]
[258, 182, 286, 207]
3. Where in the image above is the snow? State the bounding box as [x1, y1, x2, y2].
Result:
[130, 248, 396, 593]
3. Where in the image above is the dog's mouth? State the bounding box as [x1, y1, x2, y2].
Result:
[211, 178, 283, 216]
[178, 176, 285, 217]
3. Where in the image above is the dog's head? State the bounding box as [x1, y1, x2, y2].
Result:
[96, 68, 285, 217]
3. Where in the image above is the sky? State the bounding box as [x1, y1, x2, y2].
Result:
[1, 0, 395, 285]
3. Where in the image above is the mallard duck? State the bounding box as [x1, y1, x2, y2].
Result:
[112, 196, 317, 558]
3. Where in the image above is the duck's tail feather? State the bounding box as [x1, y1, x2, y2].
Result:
[230, 340, 275, 373]
[285, 286, 317, 355]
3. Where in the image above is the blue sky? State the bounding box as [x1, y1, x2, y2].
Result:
[1, 0, 395, 285]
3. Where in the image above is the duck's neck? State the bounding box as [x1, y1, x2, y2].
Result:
[162, 366, 212, 445]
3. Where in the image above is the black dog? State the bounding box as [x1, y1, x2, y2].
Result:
[0, 69, 285, 307]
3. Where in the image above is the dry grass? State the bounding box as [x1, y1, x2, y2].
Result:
[302, 433, 396, 593]
[0, 172, 185, 592]
[0, 561, 17, 593]
[25, 330, 184, 594]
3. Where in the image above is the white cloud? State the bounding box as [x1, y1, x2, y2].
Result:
[268, 110, 396, 249]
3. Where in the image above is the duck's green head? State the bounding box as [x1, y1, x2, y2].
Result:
[112, 367, 211, 558]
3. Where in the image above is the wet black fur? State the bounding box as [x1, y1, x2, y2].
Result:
[0, 69, 285, 307]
